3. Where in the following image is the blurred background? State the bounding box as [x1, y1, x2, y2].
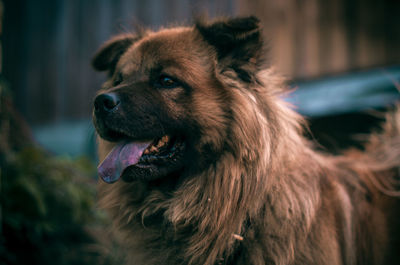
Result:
[3, 0, 400, 156]
[0, 0, 400, 264]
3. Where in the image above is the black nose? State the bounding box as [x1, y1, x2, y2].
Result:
[94, 93, 120, 113]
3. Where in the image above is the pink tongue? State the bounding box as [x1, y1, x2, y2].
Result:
[98, 141, 152, 183]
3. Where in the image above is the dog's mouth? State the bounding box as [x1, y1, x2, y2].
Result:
[98, 135, 185, 183]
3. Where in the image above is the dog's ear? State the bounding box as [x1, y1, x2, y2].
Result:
[195, 16, 264, 83]
[92, 34, 138, 75]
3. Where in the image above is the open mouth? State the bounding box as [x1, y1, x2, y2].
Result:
[98, 135, 185, 183]
[141, 136, 180, 163]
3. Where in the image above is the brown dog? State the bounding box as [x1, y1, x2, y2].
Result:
[92, 16, 400, 265]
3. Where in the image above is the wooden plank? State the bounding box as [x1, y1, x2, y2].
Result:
[330, 0, 348, 74]
[301, 0, 320, 78]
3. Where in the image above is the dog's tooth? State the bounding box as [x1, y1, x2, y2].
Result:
[156, 136, 168, 148]
[162, 135, 169, 143]
[150, 146, 158, 152]
[157, 140, 164, 148]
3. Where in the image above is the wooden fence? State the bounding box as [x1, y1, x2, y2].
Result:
[238, 0, 400, 79]
[3, 0, 400, 125]
[3, 0, 235, 125]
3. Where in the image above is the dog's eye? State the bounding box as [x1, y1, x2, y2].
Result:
[113, 73, 123, 86]
[156, 75, 179, 89]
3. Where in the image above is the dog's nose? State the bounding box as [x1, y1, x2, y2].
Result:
[94, 93, 120, 113]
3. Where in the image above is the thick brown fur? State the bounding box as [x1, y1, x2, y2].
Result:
[93, 17, 400, 265]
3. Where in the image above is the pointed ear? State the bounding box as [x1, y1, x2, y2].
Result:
[195, 16, 264, 83]
[92, 34, 138, 75]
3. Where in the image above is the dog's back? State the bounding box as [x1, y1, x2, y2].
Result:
[333, 108, 400, 265]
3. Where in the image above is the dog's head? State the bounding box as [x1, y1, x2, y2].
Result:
[92, 16, 264, 183]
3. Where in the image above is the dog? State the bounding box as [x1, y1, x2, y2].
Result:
[92, 16, 400, 265]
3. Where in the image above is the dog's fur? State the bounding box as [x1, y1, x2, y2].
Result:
[92, 16, 400, 265]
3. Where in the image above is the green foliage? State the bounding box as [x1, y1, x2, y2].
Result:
[0, 147, 119, 265]
[0, 75, 123, 265]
